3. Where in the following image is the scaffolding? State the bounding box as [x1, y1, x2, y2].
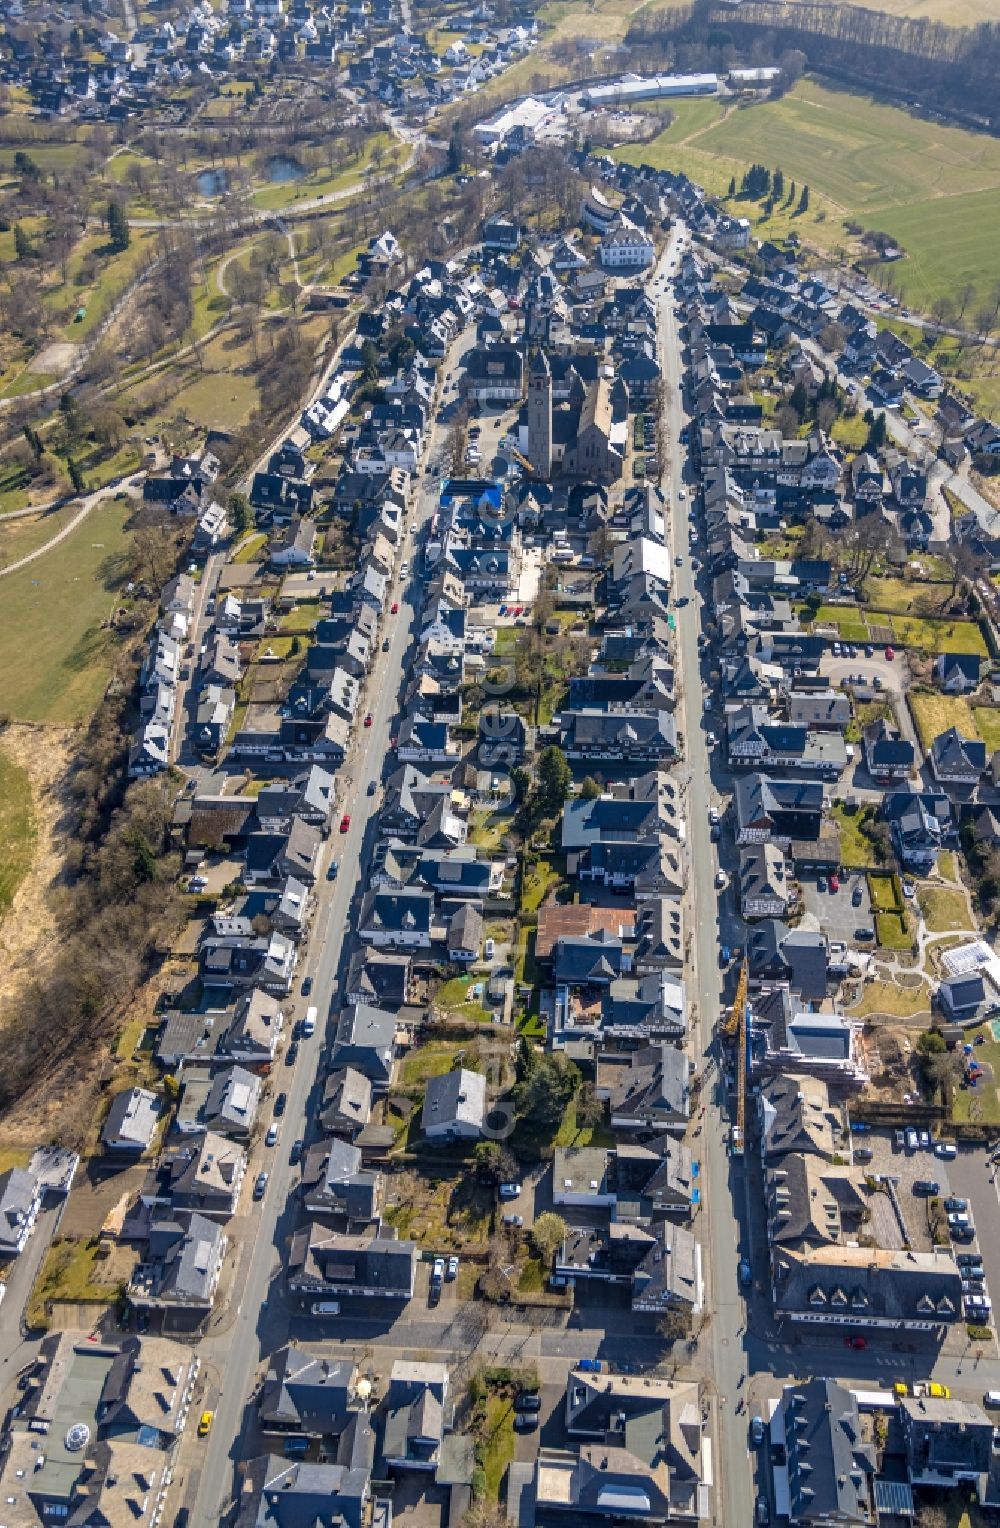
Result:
[724, 958, 749, 1158]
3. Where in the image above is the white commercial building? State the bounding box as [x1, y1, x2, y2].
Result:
[473, 95, 553, 147]
[582, 72, 718, 107]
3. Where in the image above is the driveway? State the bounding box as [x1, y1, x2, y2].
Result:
[821, 653, 918, 749]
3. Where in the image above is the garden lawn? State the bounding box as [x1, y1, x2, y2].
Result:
[865, 577, 950, 615]
[232, 532, 267, 564]
[434, 975, 492, 1024]
[27, 1237, 128, 1329]
[480, 1396, 516, 1501]
[918, 886, 972, 935]
[0, 497, 134, 724]
[0, 748, 35, 922]
[868, 872, 902, 912]
[875, 911, 912, 951]
[847, 979, 930, 1020]
[973, 708, 1000, 755]
[521, 857, 562, 914]
[831, 802, 872, 869]
[909, 692, 979, 750]
[952, 1028, 1000, 1127]
[889, 615, 987, 656]
[553, 1098, 615, 1149]
[397, 1041, 467, 1091]
[811, 605, 870, 642]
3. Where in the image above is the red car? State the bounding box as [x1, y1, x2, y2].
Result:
[885, 646, 894, 660]
[364, 713, 373, 728]
[391, 601, 399, 615]
[829, 874, 840, 893]
[844, 1336, 867, 1349]
[339, 814, 351, 832]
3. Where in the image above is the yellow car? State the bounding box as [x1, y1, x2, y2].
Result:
[928, 1383, 950, 1399]
[197, 1410, 214, 1437]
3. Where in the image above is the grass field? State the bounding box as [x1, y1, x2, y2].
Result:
[613, 78, 1000, 310]
[865, 577, 951, 616]
[169, 372, 258, 432]
[250, 134, 400, 211]
[0, 748, 35, 923]
[0, 497, 134, 724]
[888, 615, 987, 656]
[811, 605, 870, 642]
[0, 503, 81, 568]
[841, 0, 1000, 21]
[831, 802, 872, 868]
[918, 885, 972, 935]
[974, 709, 1000, 755]
[909, 692, 978, 749]
[847, 977, 930, 1020]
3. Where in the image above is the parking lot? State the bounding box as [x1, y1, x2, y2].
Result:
[853, 1128, 957, 1253]
[798, 870, 872, 945]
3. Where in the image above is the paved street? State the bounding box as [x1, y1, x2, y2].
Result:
[655, 228, 756, 1527]
[181, 378, 456, 1525]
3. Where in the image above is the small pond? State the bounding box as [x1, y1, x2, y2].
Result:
[266, 156, 307, 184]
[196, 167, 227, 197]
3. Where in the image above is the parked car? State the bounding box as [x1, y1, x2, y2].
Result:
[913, 1180, 940, 1197]
[274, 1092, 287, 1117]
[266, 1123, 280, 1147]
[431, 1257, 444, 1285]
[751, 1416, 765, 1445]
[829, 874, 840, 893]
[301, 976, 313, 996]
[503, 1213, 524, 1228]
[367, 779, 377, 796]
[198, 1411, 214, 1437]
[944, 1197, 968, 1214]
[390, 601, 399, 614]
[935, 1142, 957, 1158]
[902, 879, 916, 898]
[289, 1138, 303, 1165]
[844, 1335, 867, 1349]
[515, 1392, 542, 1413]
[364, 713, 373, 728]
[253, 1171, 269, 1200]
[852, 885, 863, 906]
[286, 1040, 299, 1066]
[499, 1182, 521, 1199]
[446, 1255, 459, 1280]
[514, 1411, 539, 1432]
[340, 814, 351, 832]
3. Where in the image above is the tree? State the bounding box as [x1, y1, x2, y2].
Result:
[515, 1046, 578, 1134]
[531, 1212, 566, 1261]
[535, 745, 571, 817]
[772, 166, 784, 202]
[786, 179, 796, 207]
[788, 380, 809, 421]
[473, 1140, 519, 1185]
[13, 223, 32, 261]
[797, 184, 810, 214]
[66, 456, 85, 494]
[727, 175, 736, 198]
[579, 775, 602, 800]
[864, 409, 888, 451]
[227, 490, 252, 535]
[575, 1083, 606, 1133]
[107, 200, 130, 252]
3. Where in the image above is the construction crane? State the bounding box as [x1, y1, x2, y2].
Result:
[508, 446, 541, 479]
[723, 958, 750, 1158]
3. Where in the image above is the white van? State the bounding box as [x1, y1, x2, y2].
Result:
[302, 1006, 318, 1038]
[311, 1301, 340, 1315]
[984, 1392, 1000, 1408]
[484, 938, 495, 962]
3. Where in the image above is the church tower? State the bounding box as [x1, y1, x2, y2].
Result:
[527, 348, 552, 479]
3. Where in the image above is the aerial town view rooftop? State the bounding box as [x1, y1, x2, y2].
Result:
[0, 0, 999, 1526]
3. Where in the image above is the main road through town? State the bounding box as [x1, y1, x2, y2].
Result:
[185, 396, 457, 1526]
[655, 224, 756, 1527]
